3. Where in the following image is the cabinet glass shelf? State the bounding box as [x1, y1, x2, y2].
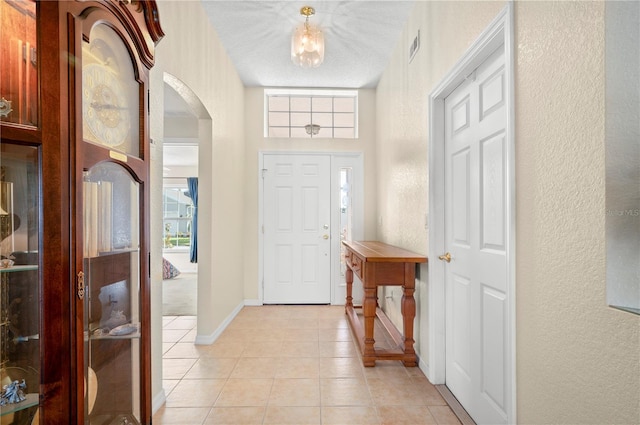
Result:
[90, 332, 140, 341]
[0, 265, 38, 273]
[0, 393, 39, 417]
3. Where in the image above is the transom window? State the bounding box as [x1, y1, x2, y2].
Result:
[265, 89, 358, 139]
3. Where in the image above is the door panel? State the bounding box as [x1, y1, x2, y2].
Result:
[480, 133, 506, 250]
[452, 148, 471, 246]
[452, 274, 471, 379]
[444, 44, 508, 424]
[481, 285, 506, 410]
[263, 154, 331, 304]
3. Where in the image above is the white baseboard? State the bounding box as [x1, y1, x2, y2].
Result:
[244, 299, 262, 306]
[418, 354, 431, 381]
[194, 301, 245, 345]
[152, 389, 166, 414]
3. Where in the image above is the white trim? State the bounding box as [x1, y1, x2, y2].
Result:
[427, 3, 516, 423]
[152, 389, 167, 414]
[258, 151, 364, 306]
[265, 88, 358, 97]
[243, 298, 262, 306]
[418, 355, 430, 380]
[162, 138, 199, 146]
[194, 301, 244, 345]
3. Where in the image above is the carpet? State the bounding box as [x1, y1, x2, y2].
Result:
[162, 273, 197, 316]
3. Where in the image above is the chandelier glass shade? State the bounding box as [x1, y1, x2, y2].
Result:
[305, 123, 320, 135]
[291, 6, 324, 68]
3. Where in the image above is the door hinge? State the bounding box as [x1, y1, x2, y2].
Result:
[261, 168, 267, 179]
[465, 69, 477, 82]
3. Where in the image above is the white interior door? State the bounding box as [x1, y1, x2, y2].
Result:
[444, 45, 509, 424]
[263, 154, 331, 304]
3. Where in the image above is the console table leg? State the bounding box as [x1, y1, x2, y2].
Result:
[362, 286, 377, 367]
[363, 264, 377, 367]
[401, 263, 417, 367]
[345, 267, 353, 313]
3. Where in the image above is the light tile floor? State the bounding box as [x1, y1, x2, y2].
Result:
[154, 305, 461, 425]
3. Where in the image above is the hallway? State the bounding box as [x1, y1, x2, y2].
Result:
[154, 305, 461, 424]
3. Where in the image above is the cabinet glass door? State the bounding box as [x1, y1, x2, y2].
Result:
[0, 0, 38, 127]
[83, 161, 141, 425]
[0, 142, 40, 424]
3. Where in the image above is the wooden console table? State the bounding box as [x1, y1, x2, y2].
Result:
[342, 241, 427, 367]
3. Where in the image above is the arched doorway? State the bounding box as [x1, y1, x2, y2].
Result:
[161, 73, 212, 334]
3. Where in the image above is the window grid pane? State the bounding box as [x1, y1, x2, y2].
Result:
[290, 127, 311, 138]
[313, 112, 333, 127]
[312, 97, 333, 112]
[266, 91, 357, 139]
[334, 112, 354, 128]
[269, 96, 290, 112]
[269, 111, 290, 127]
[291, 112, 312, 127]
[290, 97, 311, 112]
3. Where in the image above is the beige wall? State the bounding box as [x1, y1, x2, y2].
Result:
[376, 0, 506, 386]
[377, 1, 640, 423]
[515, 2, 638, 422]
[242, 88, 379, 301]
[149, 0, 246, 407]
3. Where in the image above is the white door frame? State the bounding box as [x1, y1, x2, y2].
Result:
[258, 151, 364, 305]
[427, 3, 516, 422]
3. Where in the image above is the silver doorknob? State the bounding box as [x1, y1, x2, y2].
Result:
[323, 235, 329, 239]
[438, 252, 451, 263]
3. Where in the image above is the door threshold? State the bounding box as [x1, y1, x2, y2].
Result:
[435, 385, 476, 425]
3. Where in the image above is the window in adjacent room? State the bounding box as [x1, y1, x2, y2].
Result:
[162, 185, 193, 249]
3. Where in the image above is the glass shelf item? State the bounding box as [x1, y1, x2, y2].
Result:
[0, 142, 41, 425]
[0, 392, 39, 417]
[0, 0, 38, 127]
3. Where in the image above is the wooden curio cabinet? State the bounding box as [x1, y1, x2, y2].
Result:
[0, 1, 163, 423]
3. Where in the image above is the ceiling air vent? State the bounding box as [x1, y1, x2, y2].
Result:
[409, 30, 420, 63]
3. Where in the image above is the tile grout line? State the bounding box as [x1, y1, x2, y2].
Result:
[159, 307, 461, 424]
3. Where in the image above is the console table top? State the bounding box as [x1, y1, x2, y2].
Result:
[342, 240, 427, 263]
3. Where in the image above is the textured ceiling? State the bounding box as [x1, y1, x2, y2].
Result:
[200, 0, 415, 88]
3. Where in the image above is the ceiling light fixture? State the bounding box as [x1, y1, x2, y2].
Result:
[305, 123, 320, 136]
[291, 6, 324, 68]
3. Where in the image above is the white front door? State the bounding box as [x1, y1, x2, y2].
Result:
[263, 154, 331, 304]
[444, 45, 509, 424]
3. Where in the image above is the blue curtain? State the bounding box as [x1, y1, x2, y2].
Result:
[186, 177, 198, 263]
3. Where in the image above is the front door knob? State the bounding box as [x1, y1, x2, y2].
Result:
[438, 252, 451, 263]
[323, 234, 329, 239]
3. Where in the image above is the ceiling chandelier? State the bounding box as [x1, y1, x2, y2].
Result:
[291, 6, 324, 68]
[305, 123, 320, 136]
